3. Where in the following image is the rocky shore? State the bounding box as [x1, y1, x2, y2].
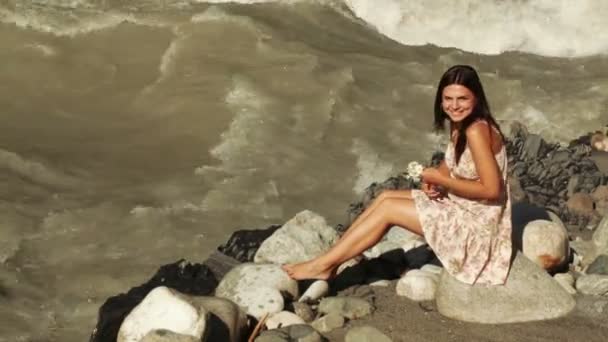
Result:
[90, 122, 608, 342]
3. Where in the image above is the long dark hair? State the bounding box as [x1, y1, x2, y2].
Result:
[433, 65, 503, 164]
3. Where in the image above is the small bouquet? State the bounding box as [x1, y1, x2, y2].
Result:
[403, 161, 424, 182]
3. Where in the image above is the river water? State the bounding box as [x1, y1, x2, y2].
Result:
[0, 0, 607, 341]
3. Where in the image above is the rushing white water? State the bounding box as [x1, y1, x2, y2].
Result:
[346, 0, 608, 57]
[1, 1, 607, 342]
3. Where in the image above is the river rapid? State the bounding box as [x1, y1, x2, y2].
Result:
[1, 1, 607, 341]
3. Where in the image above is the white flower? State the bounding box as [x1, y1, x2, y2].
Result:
[406, 161, 424, 182]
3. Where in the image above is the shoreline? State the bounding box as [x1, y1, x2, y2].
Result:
[91, 122, 608, 341]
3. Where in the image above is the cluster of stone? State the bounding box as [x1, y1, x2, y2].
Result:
[92, 211, 396, 342]
[505, 122, 607, 228]
[91, 123, 608, 341]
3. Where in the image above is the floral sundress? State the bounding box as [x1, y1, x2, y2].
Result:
[411, 124, 512, 285]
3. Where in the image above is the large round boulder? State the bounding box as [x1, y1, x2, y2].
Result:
[435, 252, 575, 323]
[254, 210, 338, 264]
[215, 263, 298, 319]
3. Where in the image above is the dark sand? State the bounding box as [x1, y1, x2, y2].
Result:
[321, 282, 608, 342]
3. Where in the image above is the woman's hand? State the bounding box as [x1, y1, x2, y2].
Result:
[421, 167, 445, 185]
[421, 182, 442, 200]
[421, 168, 447, 200]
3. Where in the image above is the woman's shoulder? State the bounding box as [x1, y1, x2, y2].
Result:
[465, 119, 491, 137]
[465, 119, 504, 152]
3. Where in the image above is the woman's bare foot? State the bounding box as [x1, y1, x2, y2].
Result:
[281, 260, 335, 280]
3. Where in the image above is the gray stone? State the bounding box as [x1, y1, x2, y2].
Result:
[344, 326, 392, 342]
[567, 193, 594, 218]
[310, 313, 345, 333]
[553, 273, 577, 295]
[254, 210, 338, 264]
[435, 252, 575, 323]
[592, 185, 608, 216]
[522, 134, 543, 160]
[587, 255, 608, 275]
[318, 297, 374, 320]
[508, 175, 526, 203]
[590, 151, 608, 174]
[576, 274, 608, 296]
[191, 297, 247, 342]
[255, 324, 324, 342]
[292, 302, 315, 323]
[215, 263, 298, 319]
[141, 330, 199, 342]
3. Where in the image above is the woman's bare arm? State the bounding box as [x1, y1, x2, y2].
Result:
[422, 121, 502, 201]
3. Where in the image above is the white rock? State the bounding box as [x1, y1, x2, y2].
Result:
[420, 264, 443, 275]
[117, 287, 207, 342]
[337, 258, 360, 275]
[576, 274, 608, 296]
[522, 219, 569, 271]
[266, 311, 306, 330]
[395, 269, 439, 301]
[299, 280, 329, 303]
[401, 240, 426, 253]
[215, 263, 298, 319]
[547, 211, 566, 230]
[367, 279, 391, 287]
[554, 273, 577, 295]
[364, 226, 424, 258]
[254, 210, 338, 264]
[363, 240, 401, 259]
[385, 225, 423, 243]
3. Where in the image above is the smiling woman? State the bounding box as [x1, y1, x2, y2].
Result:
[283, 65, 513, 286]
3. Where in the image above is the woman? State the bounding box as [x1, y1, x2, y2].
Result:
[283, 65, 512, 285]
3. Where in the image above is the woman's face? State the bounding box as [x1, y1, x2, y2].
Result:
[442, 84, 477, 123]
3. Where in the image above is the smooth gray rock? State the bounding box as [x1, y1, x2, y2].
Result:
[435, 252, 575, 323]
[344, 326, 392, 342]
[255, 324, 324, 342]
[522, 134, 542, 160]
[292, 302, 315, 323]
[191, 297, 247, 342]
[587, 255, 608, 275]
[215, 263, 298, 319]
[310, 313, 345, 333]
[576, 274, 608, 296]
[318, 297, 373, 320]
[254, 210, 338, 264]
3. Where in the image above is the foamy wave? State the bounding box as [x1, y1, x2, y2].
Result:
[345, 0, 608, 57]
[0, 149, 81, 188]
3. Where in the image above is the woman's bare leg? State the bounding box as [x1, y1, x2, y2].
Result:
[282, 197, 423, 280]
[338, 190, 413, 243]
